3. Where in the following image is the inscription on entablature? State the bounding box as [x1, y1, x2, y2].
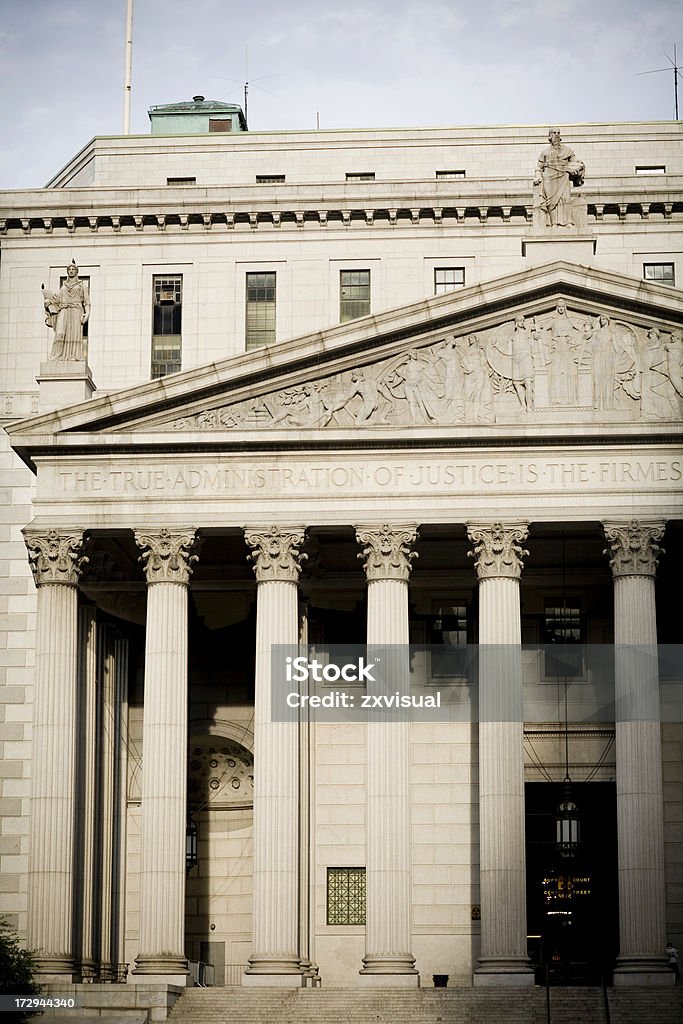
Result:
[169, 308, 683, 432]
[53, 456, 683, 498]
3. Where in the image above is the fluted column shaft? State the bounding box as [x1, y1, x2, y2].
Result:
[357, 524, 418, 982]
[468, 522, 533, 985]
[604, 520, 671, 985]
[244, 526, 306, 984]
[133, 529, 198, 979]
[76, 606, 98, 975]
[24, 529, 88, 978]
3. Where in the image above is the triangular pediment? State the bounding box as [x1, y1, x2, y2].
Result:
[7, 261, 683, 467]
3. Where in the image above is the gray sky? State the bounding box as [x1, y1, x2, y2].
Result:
[1, 0, 681, 189]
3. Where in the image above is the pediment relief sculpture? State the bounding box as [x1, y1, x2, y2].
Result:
[171, 305, 683, 432]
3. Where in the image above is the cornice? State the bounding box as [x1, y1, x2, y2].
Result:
[1, 180, 682, 235]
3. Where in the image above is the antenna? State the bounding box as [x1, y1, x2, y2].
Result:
[122, 0, 134, 134]
[637, 43, 682, 119]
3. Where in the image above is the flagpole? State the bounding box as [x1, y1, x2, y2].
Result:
[123, 0, 134, 134]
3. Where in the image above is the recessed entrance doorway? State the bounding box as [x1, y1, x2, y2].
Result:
[526, 781, 618, 985]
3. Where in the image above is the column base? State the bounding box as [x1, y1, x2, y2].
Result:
[243, 956, 303, 986]
[132, 955, 189, 983]
[34, 955, 79, 982]
[474, 957, 535, 986]
[359, 955, 419, 985]
[613, 954, 675, 986]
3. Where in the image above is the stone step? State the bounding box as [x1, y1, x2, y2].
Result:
[167, 985, 683, 1024]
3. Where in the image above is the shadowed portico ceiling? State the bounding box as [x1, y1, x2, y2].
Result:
[6, 261, 683, 470]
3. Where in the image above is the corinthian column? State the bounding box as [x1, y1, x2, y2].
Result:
[243, 526, 306, 985]
[356, 524, 419, 984]
[132, 528, 198, 982]
[467, 522, 534, 986]
[603, 519, 672, 985]
[24, 528, 88, 979]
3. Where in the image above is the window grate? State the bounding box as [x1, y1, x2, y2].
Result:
[327, 867, 366, 925]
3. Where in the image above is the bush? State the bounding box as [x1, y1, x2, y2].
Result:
[0, 918, 39, 1022]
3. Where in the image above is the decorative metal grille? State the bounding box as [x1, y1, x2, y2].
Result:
[327, 866, 366, 925]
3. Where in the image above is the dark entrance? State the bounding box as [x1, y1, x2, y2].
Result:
[526, 781, 618, 985]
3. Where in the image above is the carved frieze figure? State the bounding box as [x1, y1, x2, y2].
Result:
[490, 315, 535, 410]
[546, 301, 583, 405]
[435, 337, 466, 421]
[534, 128, 585, 228]
[385, 349, 441, 423]
[42, 261, 90, 361]
[664, 330, 683, 402]
[590, 314, 620, 411]
[459, 334, 494, 422]
[636, 328, 677, 419]
[319, 369, 382, 426]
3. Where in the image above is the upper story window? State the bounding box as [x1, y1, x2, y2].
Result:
[430, 603, 469, 678]
[151, 275, 182, 378]
[246, 272, 276, 350]
[345, 172, 375, 181]
[635, 165, 665, 174]
[340, 270, 371, 322]
[209, 118, 232, 132]
[643, 263, 675, 286]
[256, 174, 286, 183]
[166, 176, 196, 185]
[434, 267, 465, 294]
[543, 602, 582, 678]
[436, 170, 466, 179]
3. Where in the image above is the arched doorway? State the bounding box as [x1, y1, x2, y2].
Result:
[186, 732, 254, 985]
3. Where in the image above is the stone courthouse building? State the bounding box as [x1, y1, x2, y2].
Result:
[1, 100, 682, 1011]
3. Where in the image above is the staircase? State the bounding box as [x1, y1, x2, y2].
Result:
[167, 985, 683, 1024]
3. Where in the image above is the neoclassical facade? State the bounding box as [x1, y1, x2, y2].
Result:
[0, 114, 682, 1004]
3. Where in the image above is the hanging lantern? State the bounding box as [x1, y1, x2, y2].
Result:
[555, 780, 579, 859]
[186, 814, 198, 873]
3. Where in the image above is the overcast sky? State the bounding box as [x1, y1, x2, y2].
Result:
[1, 0, 681, 189]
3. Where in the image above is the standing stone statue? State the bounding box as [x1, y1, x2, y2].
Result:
[534, 128, 585, 228]
[42, 261, 90, 361]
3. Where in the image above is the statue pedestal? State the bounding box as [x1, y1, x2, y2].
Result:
[36, 360, 96, 413]
[521, 235, 596, 266]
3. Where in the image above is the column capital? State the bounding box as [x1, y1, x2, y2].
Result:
[355, 523, 419, 582]
[244, 526, 307, 583]
[134, 528, 199, 585]
[24, 528, 89, 587]
[603, 520, 666, 578]
[467, 522, 529, 580]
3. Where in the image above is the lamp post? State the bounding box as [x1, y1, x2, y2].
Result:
[186, 815, 198, 874]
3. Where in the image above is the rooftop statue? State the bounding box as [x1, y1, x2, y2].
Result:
[534, 128, 585, 228]
[42, 261, 90, 361]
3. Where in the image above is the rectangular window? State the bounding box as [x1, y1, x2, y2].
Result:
[209, 118, 232, 132]
[256, 174, 285, 183]
[151, 275, 182, 378]
[635, 165, 665, 174]
[434, 267, 465, 294]
[430, 603, 468, 678]
[543, 603, 582, 678]
[166, 176, 196, 185]
[436, 170, 466, 179]
[345, 172, 375, 181]
[643, 263, 675, 286]
[245, 272, 276, 349]
[327, 867, 366, 925]
[340, 270, 371, 322]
